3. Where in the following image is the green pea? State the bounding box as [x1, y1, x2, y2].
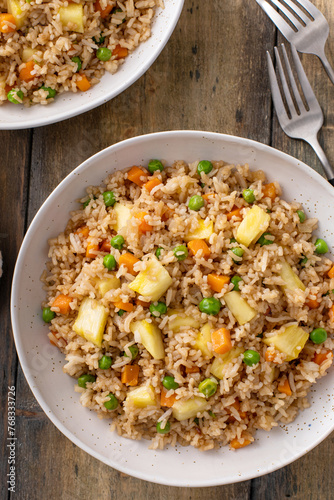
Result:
[315, 238, 329, 254]
[230, 238, 237, 243]
[104, 393, 118, 410]
[42, 306, 55, 323]
[71, 56, 82, 72]
[197, 160, 213, 176]
[118, 309, 125, 316]
[231, 247, 244, 258]
[103, 254, 116, 270]
[188, 195, 205, 211]
[257, 232, 273, 246]
[310, 328, 327, 344]
[300, 256, 308, 267]
[156, 420, 171, 434]
[148, 159, 164, 174]
[231, 275, 242, 291]
[150, 301, 167, 317]
[173, 245, 188, 261]
[198, 378, 218, 398]
[102, 190, 116, 207]
[155, 247, 162, 259]
[40, 86, 56, 98]
[7, 89, 24, 104]
[123, 345, 139, 359]
[243, 349, 260, 366]
[92, 34, 105, 45]
[242, 188, 255, 204]
[99, 355, 112, 369]
[96, 47, 112, 61]
[162, 376, 179, 390]
[78, 374, 96, 388]
[297, 210, 306, 223]
[111, 234, 124, 250]
[198, 297, 221, 315]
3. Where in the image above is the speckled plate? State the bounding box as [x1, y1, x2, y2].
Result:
[11, 131, 334, 486]
[0, 1, 184, 130]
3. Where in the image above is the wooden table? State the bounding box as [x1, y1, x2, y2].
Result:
[1, 1, 334, 498]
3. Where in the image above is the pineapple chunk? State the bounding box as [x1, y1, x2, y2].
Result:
[172, 396, 208, 421]
[263, 324, 309, 361]
[194, 323, 213, 358]
[59, 4, 84, 33]
[223, 291, 257, 325]
[113, 203, 132, 232]
[73, 297, 108, 347]
[7, 0, 27, 28]
[210, 347, 243, 379]
[167, 310, 201, 332]
[126, 384, 156, 408]
[95, 276, 120, 297]
[128, 258, 173, 301]
[236, 205, 271, 247]
[22, 48, 37, 63]
[279, 259, 306, 292]
[130, 320, 165, 360]
[184, 218, 214, 242]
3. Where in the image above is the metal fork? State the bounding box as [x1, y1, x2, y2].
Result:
[267, 43, 334, 185]
[256, 0, 334, 84]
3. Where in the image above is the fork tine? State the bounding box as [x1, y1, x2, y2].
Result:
[256, 0, 295, 39]
[276, 0, 310, 24]
[294, 0, 322, 19]
[274, 46, 297, 117]
[280, 44, 305, 113]
[289, 44, 321, 111]
[269, 0, 304, 30]
[266, 51, 289, 125]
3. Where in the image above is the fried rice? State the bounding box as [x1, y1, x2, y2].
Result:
[41, 159, 334, 451]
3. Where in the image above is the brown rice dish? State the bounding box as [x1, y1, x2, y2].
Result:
[41, 159, 334, 450]
[0, 0, 163, 106]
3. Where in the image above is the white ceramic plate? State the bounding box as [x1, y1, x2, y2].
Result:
[0, 1, 184, 130]
[11, 131, 334, 487]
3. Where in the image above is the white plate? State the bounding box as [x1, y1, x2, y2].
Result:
[11, 131, 334, 486]
[0, 1, 184, 130]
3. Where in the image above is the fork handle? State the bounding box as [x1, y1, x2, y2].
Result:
[306, 135, 334, 185]
[318, 49, 334, 86]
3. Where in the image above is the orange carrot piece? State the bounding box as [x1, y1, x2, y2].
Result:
[278, 378, 292, 396]
[5, 84, 14, 94]
[143, 177, 161, 193]
[118, 252, 140, 275]
[136, 298, 150, 308]
[207, 273, 230, 292]
[161, 205, 174, 222]
[226, 206, 243, 220]
[94, 0, 113, 18]
[19, 60, 36, 82]
[328, 265, 334, 279]
[185, 365, 200, 374]
[329, 304, 334, 323]
[127, 166, 149, 187]
[113, 44, 129, 60]
[187, 239, 211, 259]
[202, 193, 215, 201]
[228, 399, 247, 420]
[121, 364, 139, 386]
[262, 183, 277, 201]
[265, 349, 277, 362]
[134, 212, 152, 233]
[100, 240, 111, 252]
[312, 350, 333, 365]
[0, 13, 16, 33]
[86, 238, 99, 258]
[305, 298, 320, 309]
[160, 387, 177, 408]
[230, 437, 252, 449]
[75, 226, 89, 238]
[52, 294, 73, 314]
[76, 75, 91, 92]
[112, 300, 134, 313]
[211, 328, 232, 355]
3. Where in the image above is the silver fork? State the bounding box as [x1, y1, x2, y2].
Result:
[267, 43, 334, 185]
[256, 0, 334, 84]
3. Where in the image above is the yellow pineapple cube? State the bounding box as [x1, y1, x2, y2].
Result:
[263, 324, 309, 361]
[73, 297, 108, 347]
[113, 203, 132, 232]
[236, 205, 270, 247]
[194, 323, 213, 358]
[172, 396, 208, 421]
[223, 291, 257, 325]
[59, 4, 84, 33]
[128, 258, 173, 301]
[130, 320, 165, 360]
[126, 385, 156, 408]
[184, 218, 214, 242]
[279, 259, 305, 292]
[167, 310, 201, 332]
[210, 347, 243, 379]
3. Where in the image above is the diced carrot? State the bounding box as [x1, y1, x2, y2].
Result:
[100, 240, 111, 252]
[278, 378, 292, 396]
[112, 300, 134, 312]
[52, 294, 73, 314]
[160, 387, 177, 407]
[230, 437, 252, 449]
[94, 0, 113, 18]
[76, 75, 91, 92]
[185, 365, 200, 374]
[86, 238, 99, 258]
[329, 304, 334, 323]
[127, 166, 149, 187]
[227, 398, 247, 420]
[5, 84, 14, 94]
[265, 349, 277, 362]
[211, 328, 232, 355]
[187, 239, 211, 259]
[0, 13, 16, 33]
[207, 273, 230, 292]
[226, 206, 243, 220]
[305, 298, 320, 309]
[161, 205, 174, 222]
[262, 183, 277, 201]
[136, 298, 150, 308]
[312, 350, 333, 365]
[143, 177, 161, 193]
[75, 226, 89, 238]
[113, 44, 128, 60]
[19, 60, 36, 82]
[118, 252, 140, 275]
[202, 193, 215, 201]
[328, 265, 334, 279]
[134, 212, 152, 233]
[121, 364, 139, 386]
